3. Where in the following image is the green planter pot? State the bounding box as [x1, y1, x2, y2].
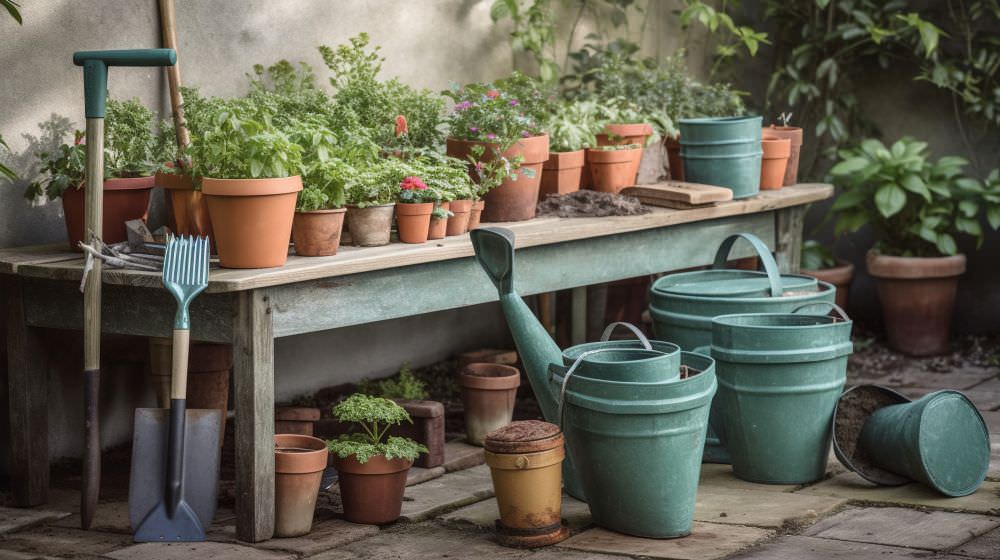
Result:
[679, 116, 763, 199]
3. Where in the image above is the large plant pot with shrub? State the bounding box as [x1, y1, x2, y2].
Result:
[62, 177, 155, 250]
[764, 124, 803, 185]
[292, 208, 346, 256]
[447, 136, 549, 222]
[202, 176, 301, 268]
[274, 434, 328, 537]
[345, 204, 394, 247]
[867, 252, 965, 356]
[540, 150, 584, 197]
[588, 146, 640, 194]
[541, 100, 603, 197]
[157, 170, 213, 241]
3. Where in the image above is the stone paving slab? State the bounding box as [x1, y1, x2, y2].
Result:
[557, 523, 772, 560]
[207, 518, 378, 555]
[106, 541, 295, 560]
[698, 464, 798, 493]
[795, 472, 1000, 514]
[441, 440, 485, 472]
[981, 410, 1000, 434]
[399, 464, 494, 522]
[441, 494, 592, 530]
[949, 525, 1000, 558]
[50, 499, 131, 533]
[306, 525, 527, 559]
[875, 366, 998, 391]
[802, 506, 1000, 550]
[695, 486, 847, 529]
[406, 466, 446, 486]
[0, 525, 132, 557]
[990, 434, 1000, 481]
[728, 535, 971, 560]
[0, 507, 70, 535]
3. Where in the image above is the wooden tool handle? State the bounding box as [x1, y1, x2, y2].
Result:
[159, 0, 189, 153]
[171, 329, 190, 400]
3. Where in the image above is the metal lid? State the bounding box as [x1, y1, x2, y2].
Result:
[654, 270, 819, 298]
[484, 420, 563, 454]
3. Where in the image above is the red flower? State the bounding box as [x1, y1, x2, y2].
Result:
[395, 115, 409, 137]
[400, 176, 428, 190]
[486, 89, 500, 99]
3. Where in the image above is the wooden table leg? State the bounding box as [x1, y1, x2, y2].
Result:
[5, 276, 49, 506]
[775, 206, 806, 273]
[571, 286, 587, 345]
[233, 289, 275, 542]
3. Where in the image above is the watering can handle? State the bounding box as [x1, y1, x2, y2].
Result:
[792, 302, 851, 322]
[600, 322, 653, 350]
[711, 233, 783, 297]
[555, 347, 620, 429]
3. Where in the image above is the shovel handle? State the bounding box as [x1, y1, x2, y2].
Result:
[73, 49, 176, 118]
[171, 329, 189, 399]
[166, 328, 189, 516]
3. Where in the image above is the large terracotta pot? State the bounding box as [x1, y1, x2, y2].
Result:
[540, 150, 584, 198]
[459, 363, 521, 446]
[801, 261, 855, 309]
[588, 148, 639, 194]
[61, 176, 154, 251]
[760, 136, 791, 190]
[395, 202, 433, 244]
[598, 123, 652, 185]
[156, 171, 212, 241]
[764, 125, 803, 186]
[866, 251, 966, 356]
[447, 135, 549, 222]
[427, 201, 450, 240]
[202, 176, 301, 269]
[447, 199, 474, 236]
[334, 454, 412, 525]
[274, 434, 328, 537]
[665, 135, 684, 181]
[345, 203, 395, 247]
[292, 208, 346, 256]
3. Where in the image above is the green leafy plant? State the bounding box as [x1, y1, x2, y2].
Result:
[359, 364, 429, 400]
[344, 155, 466, 207]
[443, 80, 543, 148]
[800, 239, 838, 270]
[0, 134, 17, 181]
[545, 100, 603, 152]
[589, 143, 641, 151]
[24, 129, 85, 202]
[830, 137, 1000, 256]
[188, 102, 303, 180]
[326, 394, 427, 464]
[431, 204, 454, 220]
[104, 98, 172, 178]
[491, 0, 560, 82]
[3, 0, 21, 24]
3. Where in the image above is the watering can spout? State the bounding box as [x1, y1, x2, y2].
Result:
[471, 228, 563, 422]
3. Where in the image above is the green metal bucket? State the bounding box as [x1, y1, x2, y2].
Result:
[710, 304, 853, 484]
[859, 390, 990, 497]
[552, 352, 716, 538]
[562, 322, 681, 383]
[679, 116, 763, 199]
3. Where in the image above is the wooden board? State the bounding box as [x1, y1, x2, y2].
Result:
[621, 180, 734, 208]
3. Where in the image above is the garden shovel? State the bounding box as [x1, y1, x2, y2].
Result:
[129, 235, 222, 541]
[72, 48, 177, 530]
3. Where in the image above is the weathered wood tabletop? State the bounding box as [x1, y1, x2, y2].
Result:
[1, 183, 832, 542]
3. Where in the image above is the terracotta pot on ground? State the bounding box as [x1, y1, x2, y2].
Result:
[664, 135, 684, 181]
[156, 171, 212, 242]
[468, 200, 486, 230]
[598, 123, 653, 185]
[588, 148, 640, 194]
[61, 176, 155, 251]
[459, 363, 521, 446]
[395, 202, 433, 244]
[427, 201, 450, 240]
[389, 399, 445, 468]
[334, 454, 412, 524]
[446, 135, 550, 222]
[540, 150, 585, 198]
[764, 125, 803, 185]
[202, 176, 301, 269]
[345, 203, 395, 247]
[801, 261, 855, 309]
[292, 208, 346, 256]
[149, 338, 231, 445]
[760, 136, 791, 190]
[866, 251, 966, 356]
[456, 348, 518, 369]
[274, 434, 328, 537]
[447, 199, 474, 236]
[275, 407, 321, 436]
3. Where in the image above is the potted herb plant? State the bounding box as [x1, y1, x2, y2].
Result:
[427, 202, 453, 240]
[396, 175, 435, 244]
[444, 81, 548, 222]
[540, 100, 602, 197]
[588, 144, 643, 194]
[289, 120, 349, 256]
[764, 112, 803, 186]
[344, 158, 405, 247]
[326, 394, 427, 525]
[830, 137, 1000, 355]
[800, 239, 854, 309]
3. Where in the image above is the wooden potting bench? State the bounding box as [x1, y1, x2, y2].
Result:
[1, 183, 832, 542]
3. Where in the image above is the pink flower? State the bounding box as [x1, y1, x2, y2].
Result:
[509, 99, 519, 106]
[486, 89, 500, 99]
[455, 100, 473, 111]
[400, 176, 428, 190]
[486, 133, 497, 140]
[521, 130, 531, 138]
[469, 126, 479, 133]
[394, 115, 408, 137]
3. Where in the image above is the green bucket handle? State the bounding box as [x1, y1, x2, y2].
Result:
[712, 233, 783, 297]
[792, 301, 851, 323]
[600, 322, 653, 350]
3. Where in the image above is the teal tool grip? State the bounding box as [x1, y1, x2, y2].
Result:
[73, 49, 177, 118]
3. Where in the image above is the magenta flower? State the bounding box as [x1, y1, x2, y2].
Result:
[469, 126, 479, 133]
[486, 133, 497, 140]
[521, 130, 531, 138]
[509, 99, 519, 107]
[455, 101, 473, 111]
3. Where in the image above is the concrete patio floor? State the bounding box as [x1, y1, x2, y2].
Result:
[1, 353, 998, 559]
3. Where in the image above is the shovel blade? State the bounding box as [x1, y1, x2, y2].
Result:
[128, 407, 222, 534]
[133, 499, 205, 542]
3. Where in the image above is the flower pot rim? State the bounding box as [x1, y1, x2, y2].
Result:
[761, 136, 792, 158]
[603, 122, 654, 136]
[84, 176, 157, 191]
[202, 175, 303, 196]
[460, 363, 521, 390]
[295, 207, 346, 215]
[395, 201, 435, 216]
[866, 250, 966, 279]
[587, 148, 637, 163]
[274, 434, 329, 474]
[766, 124, 803, 132]
[333, 453, 413, 475]
[347, 202, 396, 209]
[154, 170, 195, 190]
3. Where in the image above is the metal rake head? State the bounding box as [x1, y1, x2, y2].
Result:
[162, 235, 209, 329]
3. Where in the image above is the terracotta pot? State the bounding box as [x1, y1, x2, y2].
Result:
[446, 135, 549, 222]
[459, 363, 521, 446]
[345, 203, 394, 247]
[275, 407, 321, 436]
[764, 125, 803, 186]
[202, 176, 301, 269]
[156, 171, 213, 242]
[598, 123, 652, 185]
[468, 200, 485, 230]
[148, 338, 231, 445]
[447, 199, 474, 236]
[664, 135, 684, 181]
[333, 453, 412, 524]
[61, 176, 154, 251]
[292, 208, 346, 256]
[389, 399, 445, 468]
[760, 136, 791, 190]
[395, 202, 433, 244]
[588, 148, 639, 194]
[866, 251, 966, 356]
[540, 150, 585, 198]
[456, 348, 518, 369]
[427, 201, 450, 240]
[274, 434, 328, 537]
[801, 261, 855, 309]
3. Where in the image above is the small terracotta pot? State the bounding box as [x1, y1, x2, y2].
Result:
[334, 454, 412, 525]
[459, 363, 521, 446]
[446, 135, 550, 222]
[764, 125, 803, 186]
[801, 261, 855, 309]
[275, 407, 321, 436]
[202, 176, 301, 269]
[760, 136, 791, 190]
[468, 200, 486, 230]
[157, 171, 213, 242]
[292, 208, 346, 256]
[61, 176, 155, 251]
[395, 202, 433, 244]
[664, 135, 684, 181]
[866, 251, 966, 356]
[274, 434, 328, 537]
[345, 203, 394, 247]
[447, 199, 474, 236]
[148, 338, 231, 445]
[427, 201, 450, 240]
[598, 123, 652, 185]
[540, 150, 585, 198]
[588, 148, 639, 194]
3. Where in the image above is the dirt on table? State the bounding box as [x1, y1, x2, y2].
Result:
[536, 190, 649, 218]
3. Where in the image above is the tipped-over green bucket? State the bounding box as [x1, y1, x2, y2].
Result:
[552, 352, 716, 538]
[710, 303, 853, 484]
[679, 116, 763, 199]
